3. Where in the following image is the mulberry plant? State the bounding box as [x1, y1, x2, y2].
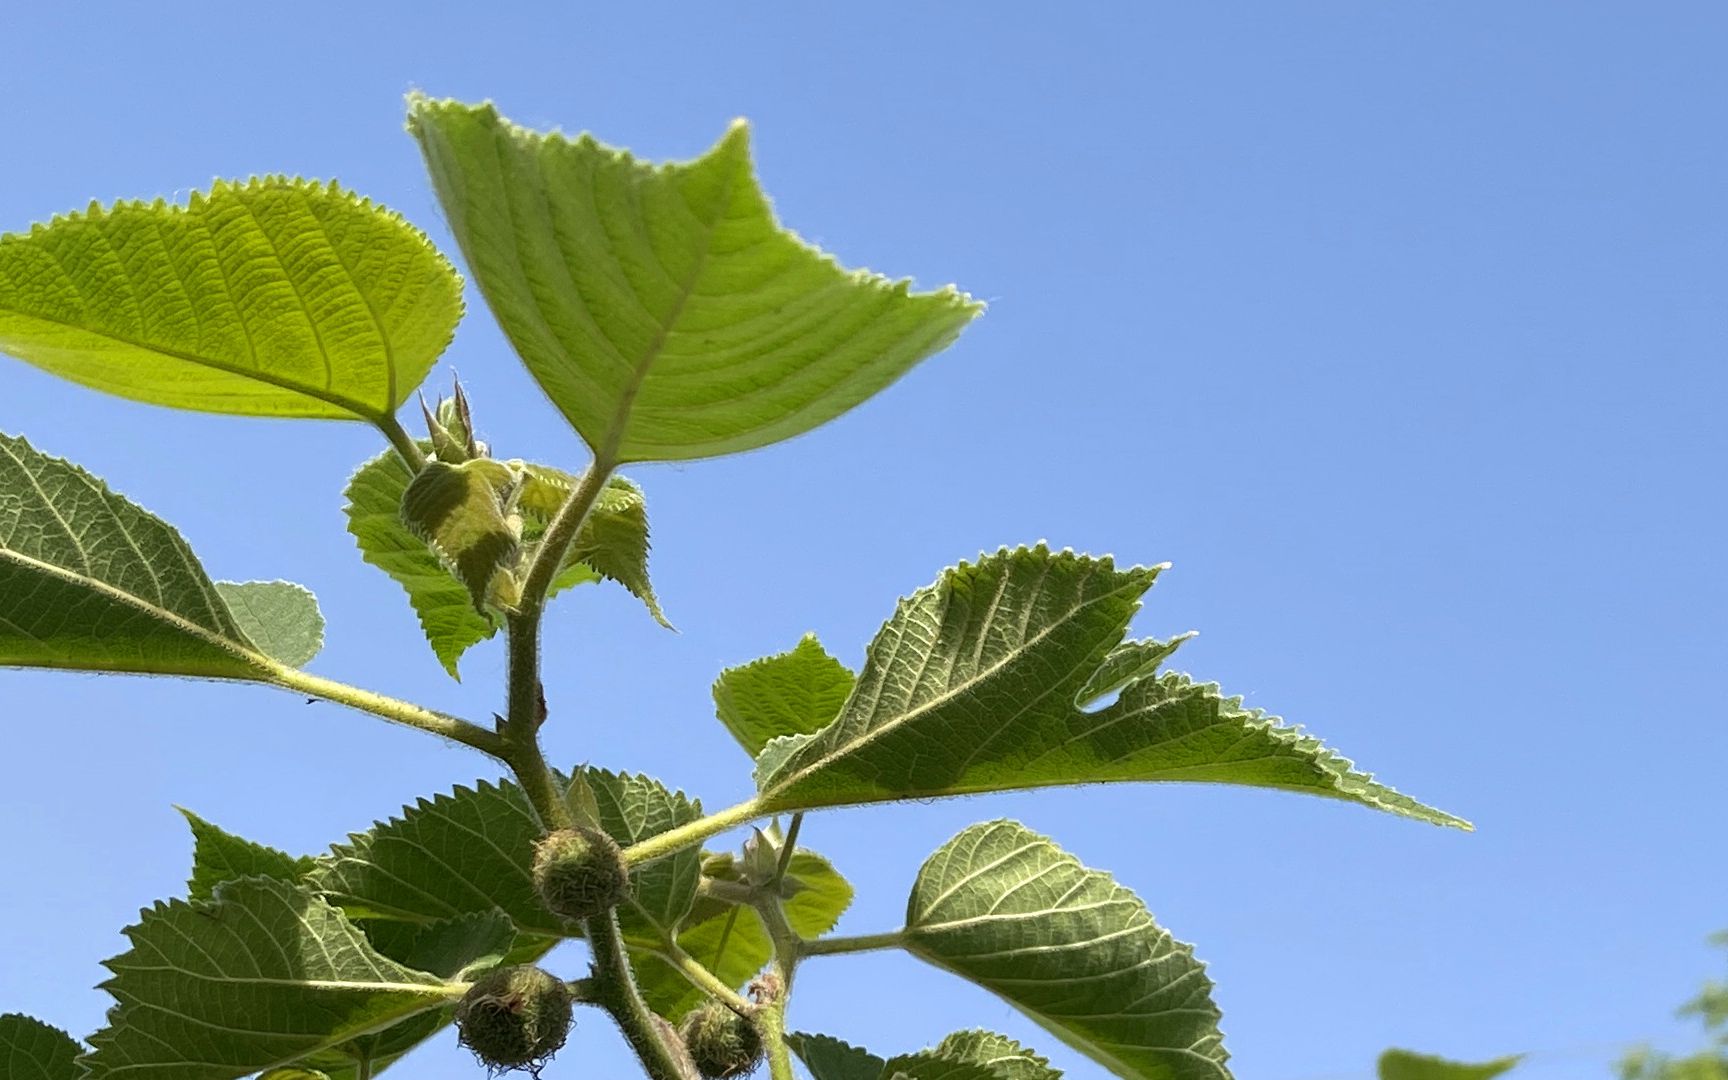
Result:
[0, 95, 1469, 1080]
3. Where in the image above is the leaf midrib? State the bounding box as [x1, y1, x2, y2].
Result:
[0, 309, 383, 420]
[0, 546, 263, 672]
[760, 575, 1145, 803]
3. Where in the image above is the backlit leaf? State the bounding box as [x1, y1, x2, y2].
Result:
[214, 581, 324, 668]
[713, 633, 855, 757]
[0, 179, 461, 421]
[790, 1032, 885, 1080]
[408, 97, 980, 463]
[756, 545, 1464, 830]
[905, 821, 1228, 1080]
[180, 808, 314, 900]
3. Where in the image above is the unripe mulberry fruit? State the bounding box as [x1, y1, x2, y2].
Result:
[454, 965, 574, 1071]
[679, 1000, 765, 1079]
[532, 826, 629, 921]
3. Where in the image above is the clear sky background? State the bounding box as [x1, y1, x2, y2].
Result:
[1, 5, 1723, 1079]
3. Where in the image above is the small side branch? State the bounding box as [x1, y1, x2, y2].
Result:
[266, 664, 506, 757]
[798, 929, 907, 958]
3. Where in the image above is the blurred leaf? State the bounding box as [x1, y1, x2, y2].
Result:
[214, 581, 324, 668]
[1379, 1049, 1523, 1080]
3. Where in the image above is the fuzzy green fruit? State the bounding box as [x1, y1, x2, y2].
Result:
[679, 1000, 765, 1079]
[454, 965, 574, 1071]
[532, 825, 631, 921]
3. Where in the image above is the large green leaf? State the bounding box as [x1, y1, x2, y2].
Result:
[181, 808, 315, 900]
[635, 847, 853, 1020]
[407, 97, 980, 463]
[344, 446, 665, 678]
[214, 581, 324, 667]
[84, 878, 462, 1080]
[0, 430, 316, 679]
[1379, 1050, 1524, 1080]
[713, 633, 855, 756]
[0, 178, 461, 421]
[905, 821, 1228, 1080]
[755, 545, 1465, 830]
[0, 1014, 82, 1080]
[310, 777, 560, 937]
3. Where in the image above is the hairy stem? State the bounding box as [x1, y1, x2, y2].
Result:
[753, 895, 802, 1080]
[658, 944, 754, 1014]
[501, 611, 573, 831]
[798, 929, 907, 958]
[623, 797, 766, 867]
[519, 457, 617, 614]
[588, 910, 697, 1080]
[265, 664, 506, 756]
[374, 413, 427, 472]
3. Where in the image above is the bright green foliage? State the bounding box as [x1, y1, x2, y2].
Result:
[85, 878, 463, 1080]
[792, 1030, 1060, 1080]
[180, 808, 316, 900]
[399, 458, 522, 612]
[905, 820, 1227, 1080]
[0, 1014, 82, 1080]
[1618, 933, 1728, 1080]
[637, 847, 853, 1020]
[0, 179, 461, 421]
[1378, 1049, 1524, 1080]
[0, 430, 319, 679]
[713, 633, 856, 756]
[214, 581, 325, 667]
[1075, 631, 1196, 707]
[406, 97, 981, 463]
[753, 545, 1464, 829]
[345, 445, 664, 677]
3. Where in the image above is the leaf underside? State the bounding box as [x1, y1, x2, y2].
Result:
[0, 1014, 83, 1080]
[906, 820, 1229, 1080]
[0, 178, 462, 420]
[408, 97, 980, 462]
[84, 878, 456, 1080]
[792, 1029, 1061, 1080]
[754, 544, 1466, 830]
[214, 581, 325, 668]
[0, 430, 317, 679]
[181, 808, 317, 901]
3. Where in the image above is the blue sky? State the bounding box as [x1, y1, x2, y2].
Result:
[2, 4, 1723, 1078]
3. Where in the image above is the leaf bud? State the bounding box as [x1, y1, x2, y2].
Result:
[678, 1000, 765, 1079]
[454, 965, 574, 1071]
[532, 825, 630, 921]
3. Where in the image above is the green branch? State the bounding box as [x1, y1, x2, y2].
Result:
[374, 413, 427, 472]
[265, 664, 505, 756]
[622, 798, 766, 867]
[798, 929, 907, 958]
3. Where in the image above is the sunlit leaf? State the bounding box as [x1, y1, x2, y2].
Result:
[408, 97, 979, 463]
[1379, 1049, 1523, 1080]
[713, 633, 855, 757]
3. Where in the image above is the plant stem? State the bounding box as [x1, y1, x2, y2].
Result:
[798, 929, 907, 958]
[773, 812, 803, 882]
[374, 413, 427, 472]
[622, 797, 766, 867]
[587, 910, 697, 1080]
[752, 894, 802, 1080]
[355, 1055, 373, 1080]
[518, 457, 617, 614]
[657, 944, 754, 1014]
[501, 610, 573, 831]
[265, 664, 506, 756]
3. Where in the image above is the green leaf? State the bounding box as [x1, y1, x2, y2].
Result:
[635, 847, 853, 1019]
[925, 1031, 1062, 1080]
[398, 457, 521, 613]
[713, 633, 855, 756]
[789, 1032, 886, 1080]
[0, 1014, 82, 1080]
[905, 820, 1229, 1080]
[345, 447, 665, 678]
[1075, 632, 1195, 708]
[214, 581, 324, 668]
[755, 545, 1465, 830]
[1379, 1050, 1524, 1080]
[407, 97, 980, 463]
[0, 178, 461, 421]
[310, 777, 561, 937]
[84, 878, 461, 1080]
[0, 430, 310, 679]
[180, 808, 315, 900]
